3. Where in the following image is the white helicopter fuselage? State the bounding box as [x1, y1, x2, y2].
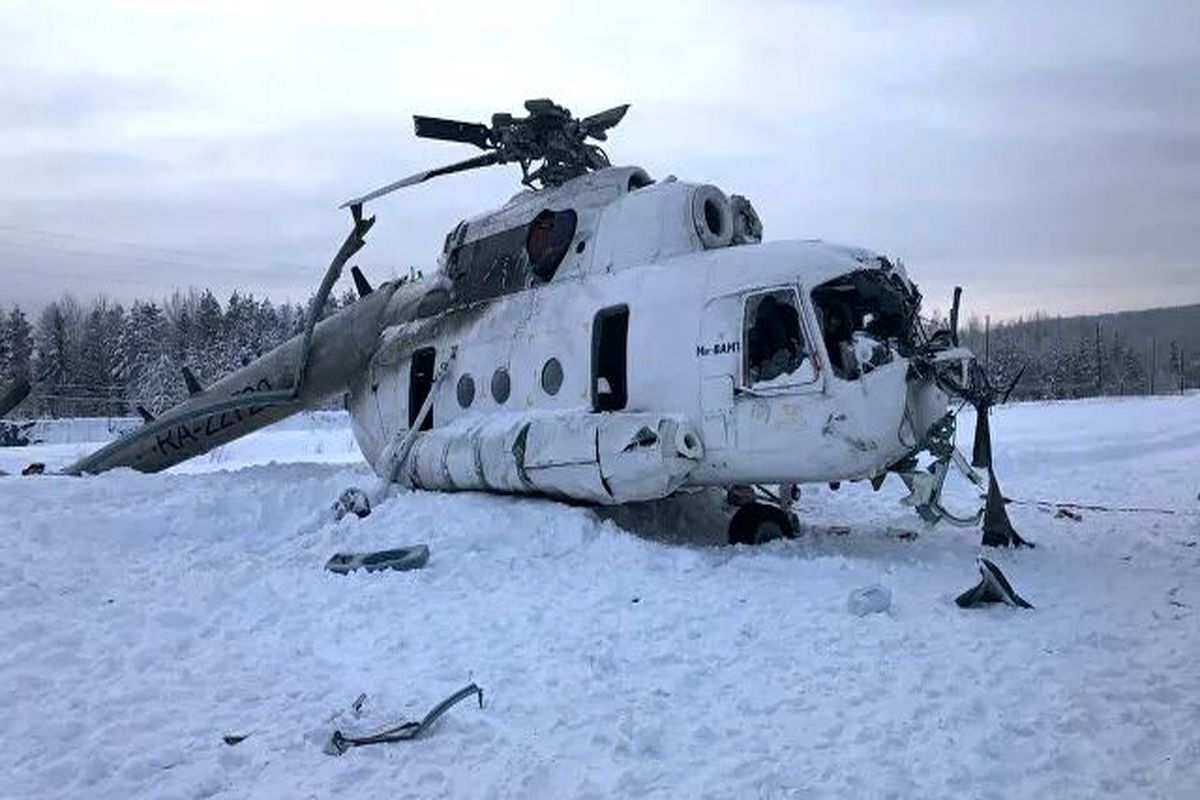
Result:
[347, 167, 951, 503]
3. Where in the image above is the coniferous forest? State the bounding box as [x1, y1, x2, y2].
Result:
[0, 288, 359, 417]
[0, 292, 1197, 418]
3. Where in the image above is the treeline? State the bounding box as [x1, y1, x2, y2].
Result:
[959, 304, 1200, 400]
[0, 287, 359, 418]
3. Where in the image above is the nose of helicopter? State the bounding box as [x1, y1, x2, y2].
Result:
[905, 366, 954, 444]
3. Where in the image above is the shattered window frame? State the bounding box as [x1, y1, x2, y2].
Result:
[810, 269, 920, 381]
[741, 285, 816, 389]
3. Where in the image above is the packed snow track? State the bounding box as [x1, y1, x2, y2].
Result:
[1, 397, 1198, 798]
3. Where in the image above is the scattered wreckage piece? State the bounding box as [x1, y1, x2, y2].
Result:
[332, 487, 372, 520]
[847, 584, 892, 616]
[325, 545, 430, 575]
[955, 557, 1033, 609]
[324, 683, 484, 756]
[0, 420, 36, 448]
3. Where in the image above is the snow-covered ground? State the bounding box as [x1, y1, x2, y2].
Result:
[2, 397, 1198, 799]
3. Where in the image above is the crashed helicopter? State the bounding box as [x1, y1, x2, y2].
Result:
[61, 99, 1028, 547]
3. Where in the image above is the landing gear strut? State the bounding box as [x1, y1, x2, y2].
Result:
[726, 484, 798, 545]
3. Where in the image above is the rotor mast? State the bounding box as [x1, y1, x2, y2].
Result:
[341, 99, 630, 209]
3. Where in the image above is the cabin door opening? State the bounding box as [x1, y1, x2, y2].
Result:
[408, 347, 436, 430]
[592, 305, 629, 412]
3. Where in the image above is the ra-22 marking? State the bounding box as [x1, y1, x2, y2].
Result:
[154, 378, 274, 455]
[696, 340, 740, 358]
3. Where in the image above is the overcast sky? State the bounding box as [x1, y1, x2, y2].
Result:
[1, 0, 1197, 320]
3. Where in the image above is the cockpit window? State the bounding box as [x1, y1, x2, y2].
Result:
[811, 269, 919, 380]
[526, 208, 577, 283]
[744, 288, 813, 386]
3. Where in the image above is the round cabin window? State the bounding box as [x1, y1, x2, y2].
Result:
[456, 374, 475, 409]
[491, 367, 511, 404]
[541, 357, 564, 395]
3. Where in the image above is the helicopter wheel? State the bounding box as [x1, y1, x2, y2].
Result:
[728, 503, 795, 545]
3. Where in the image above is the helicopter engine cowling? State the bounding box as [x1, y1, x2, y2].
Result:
[691, 184, 734, 249]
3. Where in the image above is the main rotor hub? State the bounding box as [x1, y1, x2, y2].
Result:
[341, 98, 630, 208]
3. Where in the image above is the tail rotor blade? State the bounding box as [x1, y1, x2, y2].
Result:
[339, 152, 502, 209]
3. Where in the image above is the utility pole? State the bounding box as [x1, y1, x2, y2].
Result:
[1095, 321, 1103, 394]
[1149, 337, 1157, 395]
[984, 315, 990, 371]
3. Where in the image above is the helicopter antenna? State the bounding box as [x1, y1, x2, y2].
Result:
[340, 99, 629, 208]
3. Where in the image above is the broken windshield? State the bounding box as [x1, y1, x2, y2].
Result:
[811, 269, 920, 380]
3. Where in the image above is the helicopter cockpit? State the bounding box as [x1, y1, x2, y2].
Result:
[810, 265, 921, 382]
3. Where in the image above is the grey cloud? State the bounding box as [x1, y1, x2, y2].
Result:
[3, 2, 1199, 320]
[0, 68, 181, 131]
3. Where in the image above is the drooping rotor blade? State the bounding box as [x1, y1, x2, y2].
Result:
[351, 265, 373, 298]
[413, 116, 492, 149]
[0, 378, 31, 418]
[339, 152, 502, 209]
[579, 104, 630, 141]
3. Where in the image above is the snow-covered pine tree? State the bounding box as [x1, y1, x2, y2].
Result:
[191, 289, 224, 384]
[254, 298, 279, 357]
[221, 291, 258, 372]
[164, 289, 194, 369]
[5, 307, 33, 387]
[0, 306, 10, 385]
[77, 301, 127, 416]
[33, 298, 84, 416]
[119, 300, 185, 415]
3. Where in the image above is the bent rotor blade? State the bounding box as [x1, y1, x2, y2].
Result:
[0, 378, 31, 418]
[579, 104, 630, 141]
[339, 152, 502, 209]
[999, 364, 1027, 405]
[981, 469, 1034, 548]
[972, 400, 993, 470]
[413, 116, 492, 149]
